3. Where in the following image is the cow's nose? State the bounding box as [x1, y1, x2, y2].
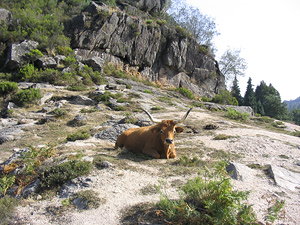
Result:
[165, 138, 174, 144]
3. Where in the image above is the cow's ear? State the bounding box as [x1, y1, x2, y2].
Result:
[151, 127, 161, 134]
[175, 127, 184, 133]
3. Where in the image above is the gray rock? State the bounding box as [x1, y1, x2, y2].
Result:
[39, 92, 53, 105]
[36, 56, 57, 69]
[0, 135, 13, 144]
[0, 8, 12, 24]
[268, 165, 300, 191]
[106, 84, 126, 91]
[20, 179, 41, 199]
[82, 57, 105, 72]
[59, 177, 95, 198]
[226, 162, 254, 182]
[7, 102, 18, 110]
[94, 123, 139, 143]
[5, 40, 39, 70]
[72, 95, 96, 106]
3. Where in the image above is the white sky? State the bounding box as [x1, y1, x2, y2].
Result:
[187, 0, 300, 101]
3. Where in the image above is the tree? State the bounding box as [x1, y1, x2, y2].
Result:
[219, 48, 248, 85]
[230, 75, 243, 106]
[243, 77, 257, 112]
[255, 81, 288, 120]
[167, 0, 219, 46]
[292, 109, 300, 125]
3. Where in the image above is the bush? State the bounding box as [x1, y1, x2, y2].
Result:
[25, 49, 44, 63]
[67, 130, 91, 142]
[41, 160, 91, 188]
[13, 88, 42, 106]
[0, 81, 18, 95]
[50, 108, 67, 118]
[226, 108, 249, 121]
[176, 87, 194, 99]
[17, 64, 39, 82]
[212, 90, 238, 106]
[156, 161, 258, 224]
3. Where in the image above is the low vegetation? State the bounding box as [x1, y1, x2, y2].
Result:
[156, 161, 258, 224]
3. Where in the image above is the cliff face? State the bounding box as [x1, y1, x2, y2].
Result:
[70, 1, 225, 97]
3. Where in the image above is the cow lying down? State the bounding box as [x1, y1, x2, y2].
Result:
[115, 108, 192, 159]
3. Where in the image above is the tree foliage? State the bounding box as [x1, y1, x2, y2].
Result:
[219, 48, 248, 83]
[231, 75, 243, 106]
[243, 78, 257, 112]
[167, 0, 219, 46]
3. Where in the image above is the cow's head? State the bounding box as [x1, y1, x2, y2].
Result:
[141, 108, 192, 158]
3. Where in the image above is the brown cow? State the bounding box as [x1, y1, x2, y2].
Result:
[115, 108, 192, 159]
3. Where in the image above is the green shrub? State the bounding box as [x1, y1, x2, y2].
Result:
[13, 88, 42, 107]
[50, 108, 67, 118]
[17, 64, 39, 82]
[67, 130, 91, 142]
[40, 160, 91, 188]
[21, 145, 57, 175]
[103, 63, 126, 78]
[178, 155, 202, 167]
[212, 90, 238, 106]
[56, 46, 74, 57]
[25, 49, 44, 63]
[0, 175, 16, 196]
[265, 199, 285, 223]
[143, 89, 152, 94]
[226, 108, 249, 121]
[0, 81, 18, 95]
[176, 87, 194, 99]
[202, 96, 212, 102]
[63, 56, 76, 66]
[156, 161, 258, 224]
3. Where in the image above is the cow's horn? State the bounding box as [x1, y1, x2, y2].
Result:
[141, 108, 161, 123]
[174, 108, 193, 124]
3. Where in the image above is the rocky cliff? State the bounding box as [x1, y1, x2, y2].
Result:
[1, 1, 225, 98]
[69, 1, 225, 97]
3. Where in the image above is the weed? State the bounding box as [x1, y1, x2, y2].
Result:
[0, 175, 16, 196]
[176, 87, 194, 99]
[40, 160, 91, 189]
[178, 155, 202, 167]
[50, 108, 67, 118]
[66, 130, 90, 142]
[151, 106, 164, 111]
[226, 108, 249, 121]
[143, 89, 152, 94]
[265, 199, 285, 223]
[13, 88, 42, 107]
[156, 161, 258, 224]
[278, 154, 289, 159]
[213, 134, 233, 140]
[0, 81, 18, 95]
[21, 145, 57, 175]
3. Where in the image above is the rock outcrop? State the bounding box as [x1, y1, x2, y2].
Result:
[69, 1, 225, 97]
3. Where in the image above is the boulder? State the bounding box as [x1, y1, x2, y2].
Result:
[59, 176, 96, 198]
[0, 8, 12, 24]
[226, 162, 255, 182]
[39, 92, 53, 105]
[268, 165, 300, 191]
[94, 123, 139, 143]
[5, 40, 39, 70]
[82, 57, 106, 72]
[121, 0, 167, 15]
[36, 56, 57, 69]
[72, 95, 96, 106]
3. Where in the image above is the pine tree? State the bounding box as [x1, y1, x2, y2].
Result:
[243, 77, 257, 112]
[230, 75, 243, 106]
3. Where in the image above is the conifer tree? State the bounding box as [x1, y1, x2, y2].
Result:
[230, 75, 243, 106]
[243, 77, 257, 112]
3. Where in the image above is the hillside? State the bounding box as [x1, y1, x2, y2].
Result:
[1, 78, 300, 224]
[284, 96, 300, 111]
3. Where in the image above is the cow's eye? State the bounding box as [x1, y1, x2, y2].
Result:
[173, 130, 176, 133]
[160, 130, 164, 133]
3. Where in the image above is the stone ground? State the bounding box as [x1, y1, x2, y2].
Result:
[1, 81, 300, 224]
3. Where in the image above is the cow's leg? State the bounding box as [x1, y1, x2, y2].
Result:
[143, 148, 160, 159]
